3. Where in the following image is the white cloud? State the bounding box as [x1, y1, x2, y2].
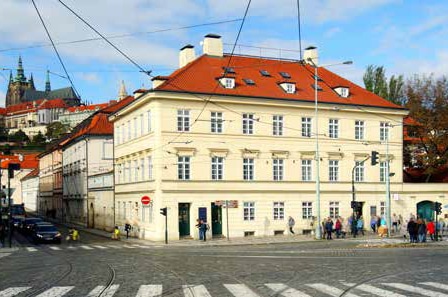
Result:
[324, 27, 341, 38]
[77, 73, 101, 84]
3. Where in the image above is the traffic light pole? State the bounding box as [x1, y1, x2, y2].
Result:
[165, 210, 168, 245]
[7, 167, 11, 248]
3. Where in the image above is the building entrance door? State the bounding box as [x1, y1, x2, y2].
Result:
[417, 200, 434, 221]
[211, 203, 222, 236]
[178, 203, 190, 237]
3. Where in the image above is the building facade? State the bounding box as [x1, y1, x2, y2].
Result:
[21, 169, 39, 212]
[110, 34, 447, 241]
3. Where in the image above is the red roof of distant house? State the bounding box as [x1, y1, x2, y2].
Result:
[21, 168, 39, 181]
[155, 54, 405, 110]
[6, 99, 44, 115]
[100, 96, 134, 114]
[0, 108, 6, 116]
[0, 153, 39, 169]
[66, 103, 109, 113]
[38, 98, 68, 110]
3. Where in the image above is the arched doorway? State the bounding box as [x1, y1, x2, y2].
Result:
[417, 200, 434, 221]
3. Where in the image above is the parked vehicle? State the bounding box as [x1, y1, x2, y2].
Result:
[32, 224, 61, 244]
[20, 218, 43, 234]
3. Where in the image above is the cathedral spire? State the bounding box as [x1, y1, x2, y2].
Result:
[118, 80, 128, 101]
[15, 56, 26, 82]
[45, 70, 51, 92]
[9, 71, 13, 84]
[29, 73, 35, 89]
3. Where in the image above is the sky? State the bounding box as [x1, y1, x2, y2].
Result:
[1, 0, 447, 106]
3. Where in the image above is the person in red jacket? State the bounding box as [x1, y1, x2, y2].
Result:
[427, 221, 435, 241]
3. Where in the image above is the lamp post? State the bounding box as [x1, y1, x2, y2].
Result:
[308, 56, 352, 240]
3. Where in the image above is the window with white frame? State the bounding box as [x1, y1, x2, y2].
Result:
[302, 202, 313, 219]
[380, 122, 389, 141]
[141, 204, 153, 223]
[178, 156, 190, 180]
[380, 201, 386, 216]
[125, 161, 131, 183]
[355, 120, 365, 140]
[140, 158, 145, 181]
[122, 124, 126, 143]
[273, 202, 285, 220]
[117, 202, 121, 219]
[211, 111, 223, 133]
[211, 156, 224, 180]
[273, 115, 283, 136]
[243, 158, 254, 181]
[133, 160, 138, 182]
[329, 160, 339, 182]
[147, 110, 152, 133]
[116, 125, 121, 144]
[273, 158, 284, 181]
[116, 164, 122, 184]
[355, 161, 365, 182]
[243, 202, 255, 221]
[133, 117, 137, 139]
[177, 109, 190, 132]
[122, 201, 126, 219]
[243, 113, 254, 135]
[329, 119, 339, 138]
[147, 156, 152, 180]
[380, 161, 387, 182]
[139, 114, 144, 137]
[301, 159, 312, 181]
[302, 117, 312, 137]
[329, 201, 340, 219]
[224, 78, 235, 89]
[285, 83, 295, 94]
[127, 121, 131, 141]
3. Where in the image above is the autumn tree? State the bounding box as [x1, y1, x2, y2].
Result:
[363, 65, 404, 105]
[46, 122, 70, 141]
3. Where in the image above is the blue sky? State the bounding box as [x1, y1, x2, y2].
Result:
[1, 0, 447, 106]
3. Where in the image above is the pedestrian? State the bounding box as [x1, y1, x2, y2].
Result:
[398, 214, 404, 232]
[334, 217, 342, 238]
[370, 215, 377, 233]
[112, 226, 120, 240]
[288, 216, 295, 234]
[407, 217, 417, 243]
[427, 220, 435, 241]
[357, 216, 364, 236]
[321, 219, 326, 239]
[351, 216, 358, 238]
[325, 217, 334, 240]
[124, 223, 131, 239]
[340, 217, 347, 238]
[417, 219, 427, 243]
[196, 219, 203, 240]
[0, 224, 5, 247]
[392, 213, 398, 233]
[199, 219, 209, 242]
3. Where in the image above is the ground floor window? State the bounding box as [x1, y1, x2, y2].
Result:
[329, 201, 339, 219]
[141, 204, 153, 223]
[380, 201, 386, 216]
[302, 202, 313, 219]
[243, 202, 255, 221]
[273, 202, 284, 220]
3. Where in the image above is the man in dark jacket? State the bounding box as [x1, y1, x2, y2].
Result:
[407, 218, 417, 243]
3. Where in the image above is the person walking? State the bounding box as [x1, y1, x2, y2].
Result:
[357, 216, 365, 236]
[199, 219, 208, 242]
[196, 219, 203, 240]
[325, 217, 334, 240]
[407, 218, 417, 243]
[427, 220, 435, 241]
[124, 223, 131, 239]
[288, 216, 295, 234]
[370, 215, 377, 233]
[334, 217, 342, 238]
[112, 226, 120, 240]
[417, 219, 427, 243]
[392, 213, 398, 233]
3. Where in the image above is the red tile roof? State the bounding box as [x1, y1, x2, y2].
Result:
[155, 54, 405, 109]
[0, 154, 39, 169]
[21, 168, 39, 181]
[38, 98, 68, 110]
[66, 103, 109, 113]
[6, 100, 44, 115]
[0, 108, 6, 116]
[100, 96, 134, 114]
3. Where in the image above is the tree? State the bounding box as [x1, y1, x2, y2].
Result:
[363, 65, 404, 105]
[9, 130, 30, 143]
[0, 127, 8, 142]
[31, 131, 47, 145]
[404, 74, 448, 181]
[46, 122, 70, 141]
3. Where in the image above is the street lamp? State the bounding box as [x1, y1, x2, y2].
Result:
[307, 56, 352, 240]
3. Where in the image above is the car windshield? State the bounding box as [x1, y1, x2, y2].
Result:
[38, 226, 58, 232]
[26, 218, 42, 224]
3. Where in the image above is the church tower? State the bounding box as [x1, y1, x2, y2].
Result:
[5, 56, 35, 107]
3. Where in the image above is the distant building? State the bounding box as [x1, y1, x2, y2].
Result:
[20, 168, 39, 212]
[59, 103, 111, 128]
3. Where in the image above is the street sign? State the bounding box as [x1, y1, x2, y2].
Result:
[141, 196, 151, 205]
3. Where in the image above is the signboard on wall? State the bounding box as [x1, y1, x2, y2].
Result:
[198, 207, 207, 222]
[214, 200, 238, 208]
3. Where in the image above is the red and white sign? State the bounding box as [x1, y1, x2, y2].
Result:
[141, 196, 151, 205]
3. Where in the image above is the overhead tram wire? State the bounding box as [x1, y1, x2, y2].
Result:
[31, 0, 80, 99]
[0, 18, 243, 53]
[297, 0, 303, 61]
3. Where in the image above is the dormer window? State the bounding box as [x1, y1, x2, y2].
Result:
[219, 77, 235, 89]
[243, 78, 255, 85]
[279, 72, 291, 79]
[260, 70, 270, 77]
[279, 82, 296, 94]
[333, 86, 350, 98]
[223, 67, 235, 74]
[311, 84, 323, 91]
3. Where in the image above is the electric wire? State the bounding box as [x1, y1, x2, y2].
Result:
[297, 0, 303, 61]
[31, 0, 81, 99]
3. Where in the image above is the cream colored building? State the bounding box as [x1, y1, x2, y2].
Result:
[110, 34, 447, 241]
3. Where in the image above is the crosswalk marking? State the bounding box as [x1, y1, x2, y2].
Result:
[123, 245, 136, 249]
[106, 245, 122, 249]
[421, 282, 448, 292]
[35, 286, 74, 297]
[265, 283, 312, 297]
[131, 244, 150, 249]
[224, 284, 260, 296]
[135, 285, 163, 297]
[26, 247, 38, 252]
[0, 287, 31, 297]
[87, 285, 119, 297]
[307, 283, 360, 297]
[48, 246, 61, 251]
[356, 284, 407, 297]
[383, 283, 448, 297]
[80, 245, 94, 250]
[0, 253, 11, 259]
[92, 245, 108, 249]
[183, 285, 212, 297]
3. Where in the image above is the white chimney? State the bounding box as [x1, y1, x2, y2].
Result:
[203, 34, 223, 57]
[133, 89, 147, 99]
[179, 44, 196, 68]
[304, 46, 318, 66]
[151, 76, 168, 89]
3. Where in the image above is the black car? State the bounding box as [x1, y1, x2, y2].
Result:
[20, 218, 43, 234]
[12, 216, 24, 228]
[32, 224, 61, 244]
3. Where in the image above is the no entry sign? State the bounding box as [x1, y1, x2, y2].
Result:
[141, 196, 151, 205]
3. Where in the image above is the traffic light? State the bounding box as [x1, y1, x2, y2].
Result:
[350, 201, 362, 210]
[435, 202, 442, 215]
[160, 207, 167, 216]
[371, 151, 379, 166]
